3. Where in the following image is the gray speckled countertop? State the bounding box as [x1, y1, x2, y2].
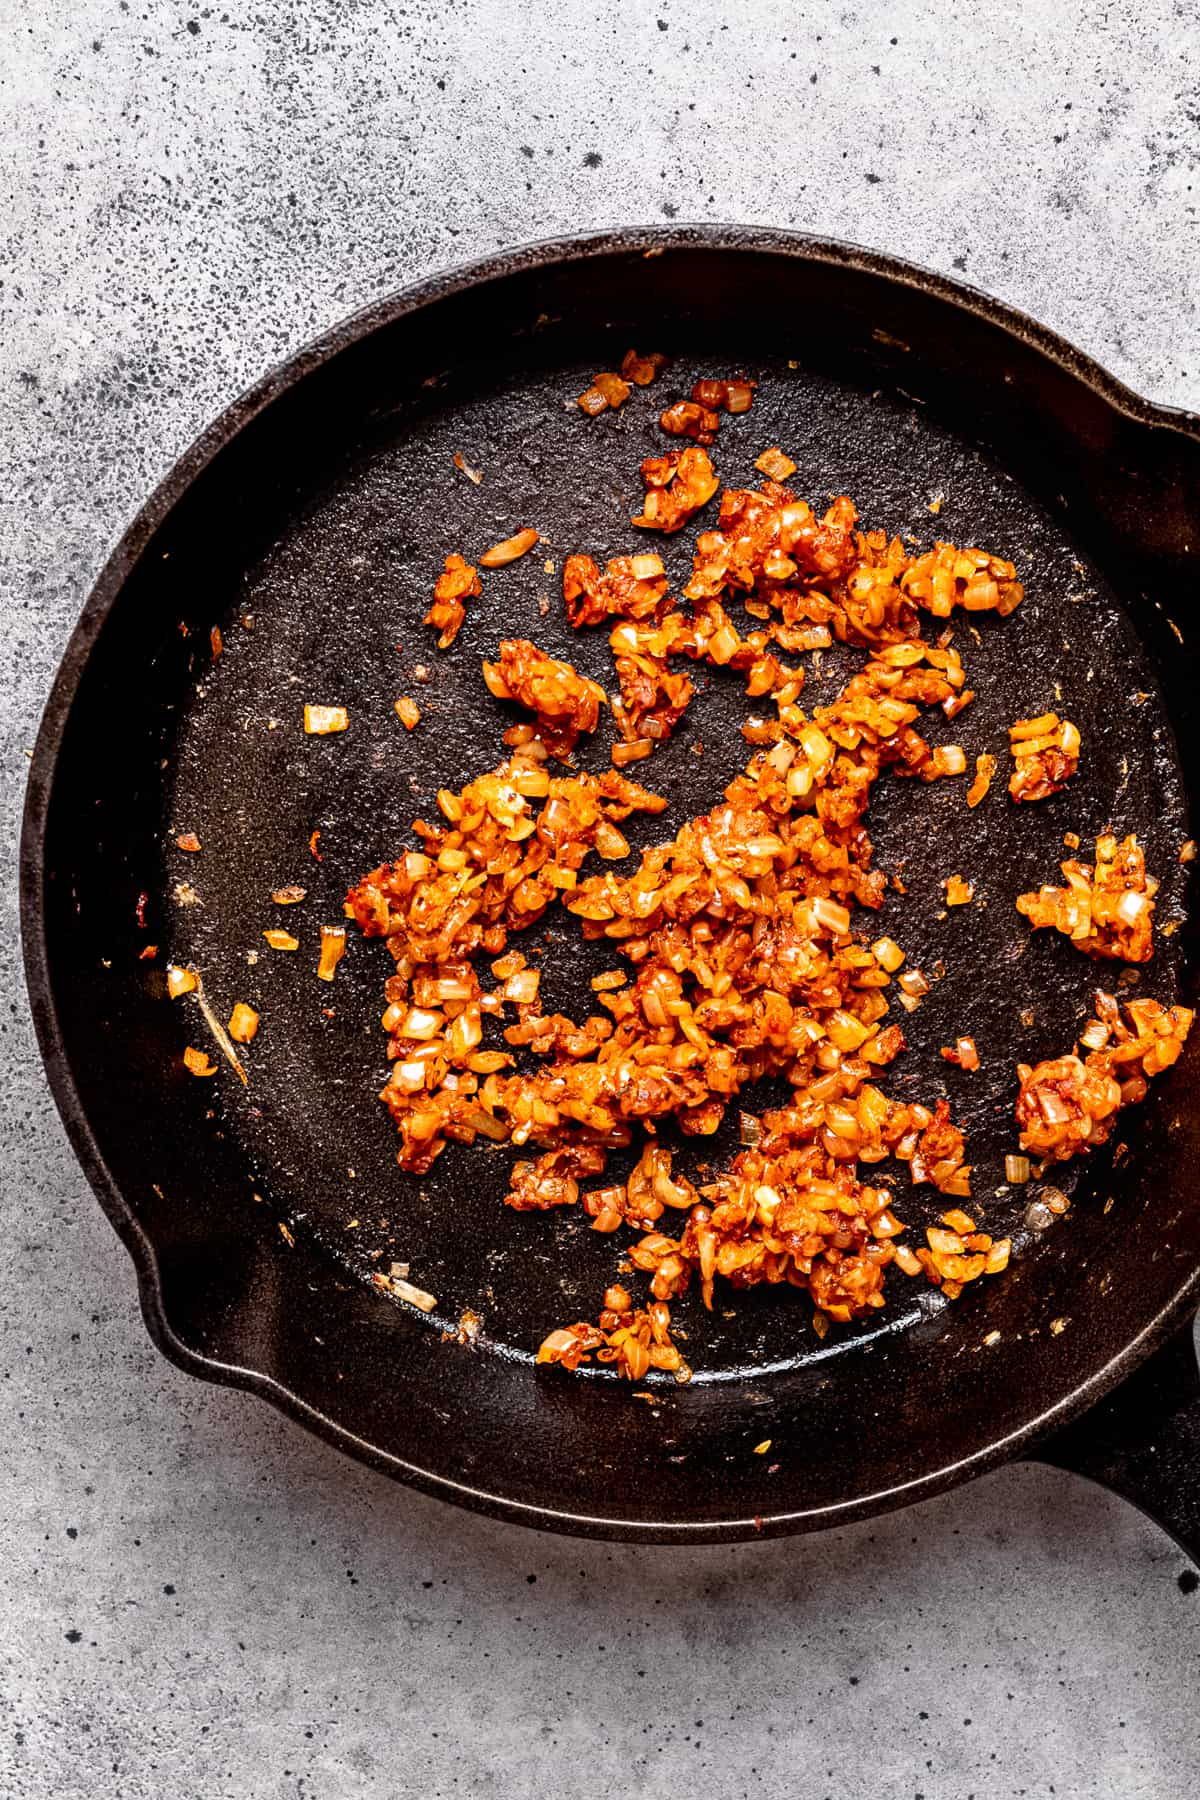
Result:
[3, 5, 1199, 1797]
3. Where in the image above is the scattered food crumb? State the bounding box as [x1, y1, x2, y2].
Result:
[754, 446, 797, 482]
[481, 528, 540, 568]
[228, 1002, 259, 1044]
[317, 925, 347, 981]
[304, 704, 349, 735]
[452, 451, 483, 484]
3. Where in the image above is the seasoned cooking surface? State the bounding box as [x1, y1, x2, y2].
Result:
[165, 347, 1189, 1379]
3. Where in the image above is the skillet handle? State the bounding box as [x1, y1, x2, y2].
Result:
[1033, 1321, 1200, 1570]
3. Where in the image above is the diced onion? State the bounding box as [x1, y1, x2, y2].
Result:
[227, 1003, 259, 1044]
[1116, 889, 1147, 926]
[317, 925, 347, 982]
[480, 528, 539, 567]
[812, 897, 851, 935]
[401, 1007, 444, 1039]
[304, 704, 348, 735]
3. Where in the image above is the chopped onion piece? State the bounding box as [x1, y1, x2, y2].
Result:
[1005, 1154, 1031, 1184]
[401, 1006, 444, 1039]
[375, 1270, 438, 1312]
[621, 349, 666, 387]
[480, 528, 539, 567]
[811, 896, 851, 935]
[304, 704, 348, 735]
[1037, 1088, 1071, 1125]
[394, 696, 421, 730]
[166, 965, 198, 999]
[1115, 889, 1147, 927]
[985, 1239, 1012, 1274]
[754, 446, 797, 482]
[593, 820, 630, 860]
[227, 1002, 259, 1043]
[504, 969, 541, 1004]
[183, 1046, 216, 1078]
[452, 451, 483, 484]
[263, 929, 299, 951]
[317, 925, 347, 982]
[390, 1061, 427, 1094]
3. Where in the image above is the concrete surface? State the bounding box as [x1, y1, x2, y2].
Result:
[3, 2, 1199, 1796]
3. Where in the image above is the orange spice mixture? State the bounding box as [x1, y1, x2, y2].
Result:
[1007, 711, 1080, 801]
[346, 466, 1045, 1369]
[350, 423, 1187, 1380]
[1016, 833, 1158, 962]
[482, 640, 606, 760]
[1015, 992, 1191, 1164]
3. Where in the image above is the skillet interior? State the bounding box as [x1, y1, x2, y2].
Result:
[27, 234, 1200, 1537]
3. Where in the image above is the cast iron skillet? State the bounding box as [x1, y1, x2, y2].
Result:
[20, 227, 1200, 1550]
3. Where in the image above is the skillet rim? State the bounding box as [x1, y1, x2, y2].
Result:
[19, 221, 1200, 1540]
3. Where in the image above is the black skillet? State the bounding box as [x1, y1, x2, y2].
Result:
[21, 227, 1200, 1551]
